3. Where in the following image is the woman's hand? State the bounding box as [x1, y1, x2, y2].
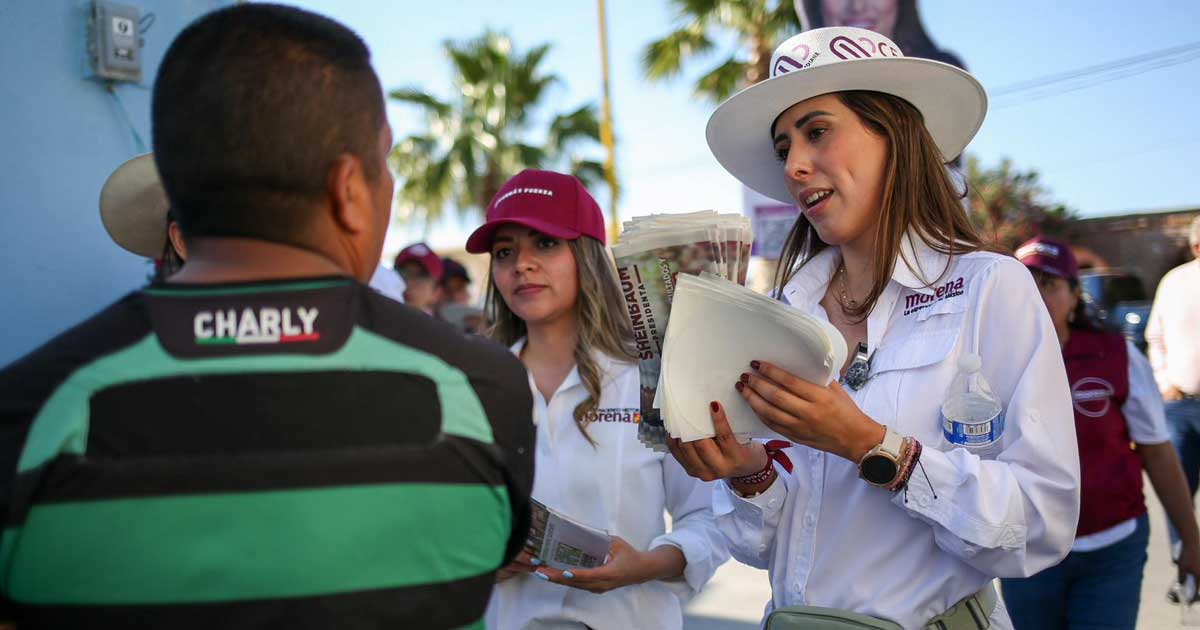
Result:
[532, 537, 684, 594]
[495, 549, 539, 583]
[738, 360, 884, 462]
[667, 402, 768, 481]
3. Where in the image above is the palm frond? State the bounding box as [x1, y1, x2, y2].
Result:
[547, 104, 602, 152]
[641, 25, 714, 80]
[387, 88, 451, 118]
[387, 31, 604, 228]
[694, 55, 748, 102]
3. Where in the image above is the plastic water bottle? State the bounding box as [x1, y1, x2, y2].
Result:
[941, 354, 1005, 456]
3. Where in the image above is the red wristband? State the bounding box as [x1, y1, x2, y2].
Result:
[884, 437, 922, 492]
[730, 458, 775, 485]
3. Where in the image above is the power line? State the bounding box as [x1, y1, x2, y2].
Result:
[989, 40, 1200, 107]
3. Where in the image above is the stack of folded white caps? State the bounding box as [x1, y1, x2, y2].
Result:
[658, 272, 847, 442]
[612, 211, 752, 450]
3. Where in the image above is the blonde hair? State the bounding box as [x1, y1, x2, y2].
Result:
[486, 236, 637, 445]
[773, 91, 992, 318]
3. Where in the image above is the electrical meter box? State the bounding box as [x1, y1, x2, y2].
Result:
[88, 1, 143, 83]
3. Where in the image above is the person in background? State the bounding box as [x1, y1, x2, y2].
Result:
[1147, 215, 1200, 599]
[99, 153, 407, 303]
[1001, 236, 1200, 629]
[441, 257, 473, 305]
[395, 242, 443, 314]
[99, 153, 187, 281]
[439, 257, 485, 334]
[469, 169, 728, 630]
[0, 5, 532, 627]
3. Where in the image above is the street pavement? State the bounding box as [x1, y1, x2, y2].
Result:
[683, 474, 1188, 629]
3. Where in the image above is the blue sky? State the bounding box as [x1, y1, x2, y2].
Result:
[283, 0, 1200, 254]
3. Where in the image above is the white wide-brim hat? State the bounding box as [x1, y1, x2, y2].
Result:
[99, 153, 170, 258]
[707, 26, 987, 204]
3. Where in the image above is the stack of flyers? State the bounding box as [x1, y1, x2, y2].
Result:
[524, 498, 612, 570]
[611, 211, 753, 451]
[658, 272, 847, 442]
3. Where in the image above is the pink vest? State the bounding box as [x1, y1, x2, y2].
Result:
[1064, 329, 1145, 537]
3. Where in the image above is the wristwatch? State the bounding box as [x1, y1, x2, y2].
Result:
[858, 427, 904, 487]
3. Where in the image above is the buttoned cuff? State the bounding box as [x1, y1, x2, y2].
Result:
[892, 445, 1025, 551]
[649, 531, 712, 593]
[891, 444, 951, 517]
[713, 472, 787, 518]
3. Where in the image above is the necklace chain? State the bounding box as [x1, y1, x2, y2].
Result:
[837, 261, 859, 310]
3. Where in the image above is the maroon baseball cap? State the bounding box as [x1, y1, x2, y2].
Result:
[394, 242, 444, 281]
[1016, 236, 1078, 282]
[465, 169, 605, 254]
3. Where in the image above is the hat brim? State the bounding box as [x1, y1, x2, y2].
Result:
[99, 153, 170, 258]
[465, 218, 583, 254]
[1020, 259, 1073, 281]
[706, 57, 987, 204]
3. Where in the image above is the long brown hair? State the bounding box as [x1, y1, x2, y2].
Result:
[772, 91, 989, 319]
[486, 236, 637, 445]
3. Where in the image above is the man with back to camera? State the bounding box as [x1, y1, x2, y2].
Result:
[0, 4, 533, 628]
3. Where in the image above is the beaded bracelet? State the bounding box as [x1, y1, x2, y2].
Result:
[884, 437, 922, 493]
[730, 458, 776, 486]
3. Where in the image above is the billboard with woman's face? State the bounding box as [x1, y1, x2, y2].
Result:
[794, 0, 965, 69]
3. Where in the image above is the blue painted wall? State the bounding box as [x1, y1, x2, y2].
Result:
[0, 1, 233, 366]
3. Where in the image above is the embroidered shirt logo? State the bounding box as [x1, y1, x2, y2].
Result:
[903, 277, 965, 317]
[1071, 377, 1115, 418]
[585, 407, 641, 424]
[193, 307, 320, 345]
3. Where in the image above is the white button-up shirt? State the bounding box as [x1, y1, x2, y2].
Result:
[713, 236, 1080, 629]
[487, 342, 728, 630]
[1147, 259, 1200, 396]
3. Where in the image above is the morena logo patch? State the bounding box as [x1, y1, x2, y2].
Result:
[1071, 377, 1115, 418]
[584, 407, 641, 424]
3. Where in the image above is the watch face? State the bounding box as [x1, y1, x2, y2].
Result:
[844, 360, 869, 390]
[862, 454, 898, 485]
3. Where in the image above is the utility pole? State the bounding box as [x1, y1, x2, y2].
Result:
[596, 0, 620, 242]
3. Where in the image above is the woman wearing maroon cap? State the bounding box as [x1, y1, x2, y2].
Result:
[468, 169, 728, 630]
[1001, 237, 1200, 629]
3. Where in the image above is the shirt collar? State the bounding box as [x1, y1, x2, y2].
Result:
[780, 230, 953, 309]
[511, 338, 630, 396]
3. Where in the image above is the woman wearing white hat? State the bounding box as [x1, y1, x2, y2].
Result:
[100, 154, 407, 301]
[100, 153, 188, 280]
[668, 26, 1079, 629]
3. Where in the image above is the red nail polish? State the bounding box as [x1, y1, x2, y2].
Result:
[750, 360, 761, 370]
[710, 401, 719, 413]
[735, 381, 745, 392]
[739, 372, 749, 383]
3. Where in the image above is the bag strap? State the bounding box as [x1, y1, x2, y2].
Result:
[923, 582, 996, 630]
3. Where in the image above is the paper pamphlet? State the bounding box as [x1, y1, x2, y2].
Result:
[613, 211, 754, 450]
[524, 498, 611, 570]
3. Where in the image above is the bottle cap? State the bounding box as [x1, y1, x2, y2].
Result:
[958, 353, 982, 373]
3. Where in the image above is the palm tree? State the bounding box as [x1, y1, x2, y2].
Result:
[389, 31, 606, 227]
[641, 0, 801, 103]
[966, 155, 1077, 251]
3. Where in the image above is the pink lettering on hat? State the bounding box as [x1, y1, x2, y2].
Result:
[829, 35, 873, 60]
[773, 55, 805, 76]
